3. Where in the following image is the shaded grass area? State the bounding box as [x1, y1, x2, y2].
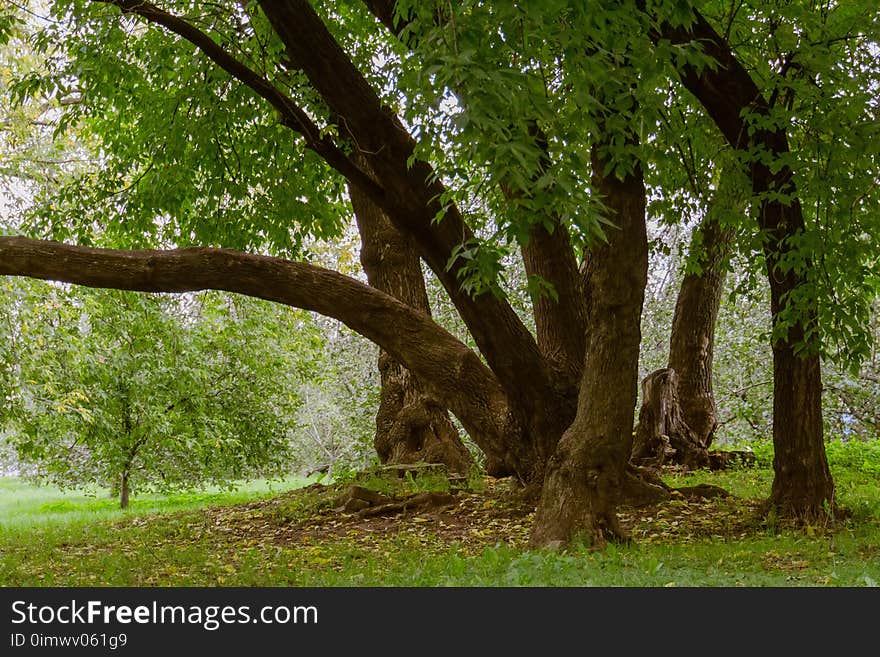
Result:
[1, 443, 878, 587]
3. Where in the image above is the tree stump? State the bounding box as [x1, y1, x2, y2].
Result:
[632, 368, 710, 469]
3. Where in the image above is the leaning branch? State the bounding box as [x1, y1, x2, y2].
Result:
[0, 236, 515, 459]
[360, 1, 587, 385]
[259, 0, 555, 414]
[91, 0, 382, 199]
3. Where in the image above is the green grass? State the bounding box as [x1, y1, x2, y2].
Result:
[0, 475, 312, 530]
[1, 442, 879, 587]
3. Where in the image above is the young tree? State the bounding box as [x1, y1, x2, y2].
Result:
[5, 286, 299, 507]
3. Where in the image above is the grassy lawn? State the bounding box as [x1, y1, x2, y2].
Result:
[0, 475, 313, 529]
[1, 443, 878, 587]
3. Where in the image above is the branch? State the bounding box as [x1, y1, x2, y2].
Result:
[92, 0, 382, 199]
[0, 235, 514, 459]
[258, 0, 553, 411]
[361, 2, 586, 382]
[646, 4, 815, 335]
[648, 6, 764, 152]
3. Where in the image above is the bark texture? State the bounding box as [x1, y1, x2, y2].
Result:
[119, 471, 131, 509]
[634, 183, 736, 468]
[530, 149, 648, 548]
[521, 223, 586, 385]
[349, 176, 473, 475]
[667, 208, 732, 448]
[632, 368, 708, 469]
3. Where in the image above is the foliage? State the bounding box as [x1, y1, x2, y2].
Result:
[2, 0, 877, 380]
[2, 283, 315, 504]
[825, 439, 880, 477]
[0, 0, 878, 554]
[7, 0, 345, 253]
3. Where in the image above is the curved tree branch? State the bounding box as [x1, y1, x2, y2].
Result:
[360, 1, 586, 390]
[257, 0, 556, 413]
[0, 235, 520, 466]
[88, 0, 554, 418]
[91, 0, 383, 200]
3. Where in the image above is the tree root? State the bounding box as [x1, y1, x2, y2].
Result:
[334, 485, 456, 518]
[671, 483, 731, 499]
[620, 465, 671, 507]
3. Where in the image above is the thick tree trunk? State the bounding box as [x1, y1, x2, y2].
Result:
[349, 177, 474, 475]
[358, 3, 588, 476]
[262, 0, 585, 481]
[657, 8, 835, 519]
[667, 205, 732, 448]
[530, 149, 648, 548]
[769, 336, 832, 517]
[520, 219, 586, 400]
[763, 200, 833, 518]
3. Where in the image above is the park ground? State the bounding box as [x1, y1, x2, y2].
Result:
[1, 442, 879, 587]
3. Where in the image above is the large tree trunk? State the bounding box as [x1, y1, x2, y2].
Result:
[261, 0, 585, 481]
[633, 183, 735, 467]
[349, 177, 474, 475]
[763, 200, 833, 518]
[667, 201, 733, 448]
[530, 147, 649, 548]
[769, 330, 831, 516]
[357, 2, 588, 477]
[657, 8, 835, 519]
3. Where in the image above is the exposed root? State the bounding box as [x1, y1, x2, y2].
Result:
[760, 497, 848, 531]
[621, 465, 671, 507]
[672, 483, 731, 500]
[333, 485, 456, 518]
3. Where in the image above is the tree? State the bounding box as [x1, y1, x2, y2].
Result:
[348, 168, 474, 475]
[4, 286, 300, 507]
[1, 0, 878, 544]
[633, 161, 746, 469]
